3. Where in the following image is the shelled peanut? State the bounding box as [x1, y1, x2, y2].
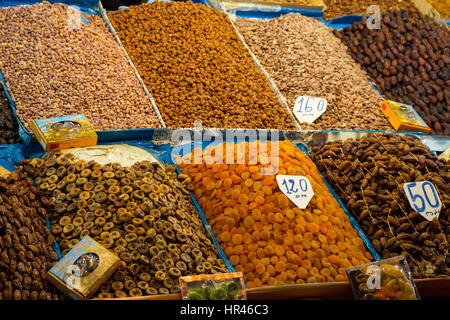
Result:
[178, 141, 373, 288]
[311, 133, 450, 278]
[108, 2, 297, 129]
[0, 2, 161, 131]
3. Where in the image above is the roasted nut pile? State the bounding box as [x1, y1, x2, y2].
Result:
[0, 2, 161, 131]
[178, 141, 373, 288]
[323, 0, 417, 20]
[311, 133, 449, 278]
[21, 153, 228, 298]
[0, 169, 61, 300]
[108, 2, 297, 129]
[237, 14, 390, 131]
[336, 10, 450, 135]
[0, 85, 20, 144]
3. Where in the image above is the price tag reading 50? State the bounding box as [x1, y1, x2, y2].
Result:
[276, 175, 314, 209]
[293, 96, 327, 123]
[403, 181, 442, 221]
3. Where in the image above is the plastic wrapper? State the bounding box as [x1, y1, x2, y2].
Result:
[180, 272, 247, 300]
[346, 256, 420, 300]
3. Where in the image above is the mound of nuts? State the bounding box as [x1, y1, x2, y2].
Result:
[20, 152, 228, 298]
[311, 133, 450, 278]
[0, 85, 20, 144]
[0, 169, 61, 300]
[237, 14, 390, 131]
[108, 2, 297, 129]
[178, 140, 373, 288]
[0, 2, 161, 131]
[335, 10, 450, 135]
[323, 0, 417, 20]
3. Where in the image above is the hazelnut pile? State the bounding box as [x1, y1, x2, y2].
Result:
[108, 2, 297, 129]
[0, 2, 161, 131]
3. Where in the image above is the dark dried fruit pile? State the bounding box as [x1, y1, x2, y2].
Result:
[0, 169, 61, 300]
[108, 2, 297, 129]
[0, 85, 20, 144]
[335, 10, 450, 135]
[311, 133, 449, 278]
[21, 152, 228, 298]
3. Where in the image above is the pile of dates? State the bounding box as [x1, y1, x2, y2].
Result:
[0, 169, 61, 300]
[0, 85, 20, 144]
[335, 10, 450, 135]
[20, 153, 228, 298]
[311, 133, 449, 278]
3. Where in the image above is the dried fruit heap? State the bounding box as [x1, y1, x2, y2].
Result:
[178, 140, 373, 288]
[335, 10, 450, 135]
[108, 2, 297, 129]
[0, 85, 20, 144]
[0, 169, 61, 300]
[237, 14, 390, 131]
[21, 153, 228, 298]
[0, 1, 161, 131]
[311, 133, 449, 278]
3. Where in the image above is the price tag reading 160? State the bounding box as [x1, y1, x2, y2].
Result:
[276, 175, 314, 209]
[293, 96, 327, 123]
[403, 181, 442, 221]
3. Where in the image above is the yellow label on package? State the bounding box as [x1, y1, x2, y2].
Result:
[30, 114, 97, 151]
[380, 100, 431, 134]
[47, 236, 120, 300]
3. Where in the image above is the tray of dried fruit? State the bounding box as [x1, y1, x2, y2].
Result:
[0, 0, 165, 145]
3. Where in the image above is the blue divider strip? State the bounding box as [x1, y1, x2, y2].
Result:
[297, 143, 381, 261]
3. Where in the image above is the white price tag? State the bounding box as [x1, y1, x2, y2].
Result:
[403, 181, 442, 221]
[293, 96, 327, 123]
[276, 175, 314, 209]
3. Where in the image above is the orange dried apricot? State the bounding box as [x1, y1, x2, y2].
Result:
[178, 141, 373, 288]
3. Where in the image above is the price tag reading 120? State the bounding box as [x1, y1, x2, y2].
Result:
[276, 175, 314, 209]
[293, 96, 327, 123]
[403, 181, 442, 221]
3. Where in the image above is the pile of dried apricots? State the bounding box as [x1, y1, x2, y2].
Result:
[178, 140, 373, 288]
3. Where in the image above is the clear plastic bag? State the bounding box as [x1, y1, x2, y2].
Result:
[346, 256, 420, 300]
[179, 272, 247, 300]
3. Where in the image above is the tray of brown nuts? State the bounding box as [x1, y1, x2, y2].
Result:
[19, 144, 234, 299]
[0, 1, 164, 144]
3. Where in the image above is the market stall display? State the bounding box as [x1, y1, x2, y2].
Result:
[311, 132, 449, 278]
[21, 151, 230, 298]
[178, 140, 374, 288]
[107, 2, 297, 129]
[236, 14, 390, 131]
[424, 0, 450, 18]
[0, 168, 62, 300]
[0, 85, 20, 144]
[322, 0, 417, 20]
[0, 1, 161, 132]
[335, 10, 450, 135]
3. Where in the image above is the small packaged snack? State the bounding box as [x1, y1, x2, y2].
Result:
[47, 236, 120, 299]
[179, 272, 247, 300]
[346, 256, 420, 300]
